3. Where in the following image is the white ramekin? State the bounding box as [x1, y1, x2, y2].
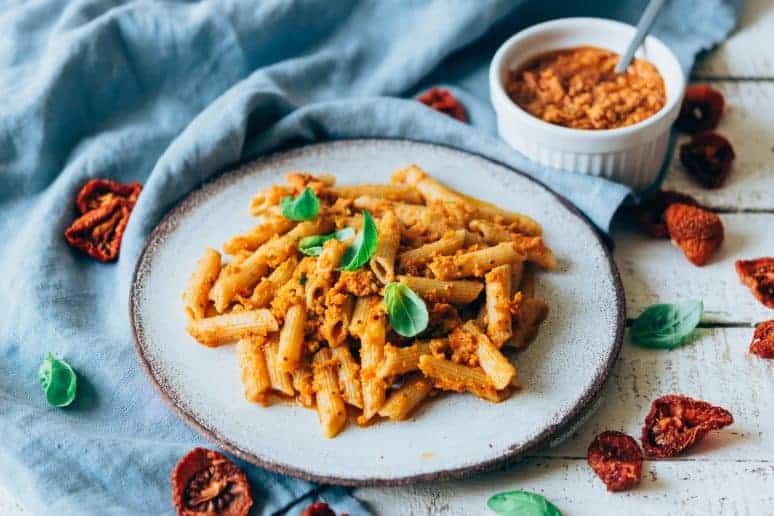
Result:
[489, 17, 686, 190]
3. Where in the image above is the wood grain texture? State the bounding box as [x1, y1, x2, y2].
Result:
[693, 0, 774, 78]
[662, 82, 774, 210]
[357, 459, 774, 516]
[614, 213, 774, 324]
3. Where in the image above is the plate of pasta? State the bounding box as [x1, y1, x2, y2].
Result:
[130, 139, 624, 485]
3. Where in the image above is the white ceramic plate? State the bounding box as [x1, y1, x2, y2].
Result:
[130, 139, 624, 485]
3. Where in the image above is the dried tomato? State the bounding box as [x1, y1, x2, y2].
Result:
[587, 431, 643, 492]
[664, 203, 724, 266]
[301, 501, 342, 516]
[735, 258, 774, 309]
[76, 178, 142, 214]
[641, 395, 733, 458]
[171, 448, 253, 516]
[64, 198, 131, 262]
[749, 320, 774, 359]
[418, 87, 467, 122]
[675, 84, 725, 133]
[629, 190, 700, 238]
[679, 132, 735, 189]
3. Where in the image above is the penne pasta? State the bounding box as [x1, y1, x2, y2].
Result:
[397, 229, 466, 270]
[378, 375, 433, 421]
[370, 210, 400, 284]
[429, 242, 525, 280]
[461, 321, 516, 389]
[511, 235, 557, 270]
[186, 309, 279, 347]
[322, 295, 354, 346]
[222, 216, 295, 255]
[484, 265, 512, 346]
[264, 336, 295, 396]
[328, 184, 422, 203]
[506, 298, 549, 349]
[377, 340, 437, 379]
[236, 337, 271, 403]
[292, 364, 315, 408]
[353, 195, 431, 228]
[249, 256, 298, 308]
[332, 346, 363, 409]
[398, 275, 483, 304]
[348, 295, 376, 339]
[277, 304, 306, 372]
[312, 348, 347, 438]
[418, 354, 504, 403]
[359, 304, 388, 422]
[469, 219, 511, 244]
[306, 239, 346, 310]
[182, 248, 222, 320]
[249, 185, 293, 216]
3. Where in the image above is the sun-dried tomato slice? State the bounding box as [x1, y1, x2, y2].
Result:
[301, 501, 344, 516]
[664, 203, 724, 266]
[675, 85, 725, 133]
[76, 178, 142, 214]
[679, 132, 735, 189]
[749, 320, 774, 359]
[64, 198, 131, 262]
[418, 87, 467, 122]
[587, 431, 643, 491]
[172, 448, 253, 516]
[629, 190, 700, 238]
[735, 258, 774, 309]
[641, 395, 733, 458]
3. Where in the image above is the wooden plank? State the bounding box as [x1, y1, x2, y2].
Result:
[614, 213, 774, 324]
[541, 328, 774, 461]
[662, 81, 774, 211]
[693, 0, 774, 78]
[356, 459, 774, 516]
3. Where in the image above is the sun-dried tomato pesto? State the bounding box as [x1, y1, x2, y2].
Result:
[506, 46, 666, 130]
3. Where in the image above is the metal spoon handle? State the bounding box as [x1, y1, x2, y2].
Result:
[615, 0, 667, 74]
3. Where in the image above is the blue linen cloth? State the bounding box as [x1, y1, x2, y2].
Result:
[0, 1, 738, 514]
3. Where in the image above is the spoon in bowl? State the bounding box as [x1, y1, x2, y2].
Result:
[615, 0, 667, 74]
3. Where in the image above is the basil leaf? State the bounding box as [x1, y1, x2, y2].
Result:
[630, 299, 703, 349]
[38, 353, 77, 408]
[384, 282, 429, 338]
[280, 187, 320, 221]
[487, 491, 562, 516]
[339, 210, 378, 271]
[298, 227, 356, 256]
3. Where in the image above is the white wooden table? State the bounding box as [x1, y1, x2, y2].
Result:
[3, 2, 772, 515]
[356, 2, 774, 514]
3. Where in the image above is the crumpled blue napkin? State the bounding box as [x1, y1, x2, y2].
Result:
[0, 1, 738, 514]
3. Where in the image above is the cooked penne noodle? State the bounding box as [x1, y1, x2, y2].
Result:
[398, 275, 483, 304]
[222, 216, 295, 255]
[236, 337, 271, 403]
[429, 242, 525, 280]
[186, 309, 279, 347]
[277, 304, 306, 372]
[359, 304, 387, 422]
[511, 235, 557, 270]
[332, 346, 363, 409]
[378, 375, 433, 421]
[469, 219, 511, 244]
[264, 336, 295, 396]
[397, 229, 466, 270]
[461, 321, 516, 389]
[328, 184, 422, 203]
[377, 340, 436, 379]
[485, 265, 512, 346]
[370, 210, 400, 284]
[184, 167, 553, 437]
[209, 219, 331, 311]
[292, 364, 315, 408]
[250, 256, 298, 308]
[418, 354, 502, 403]
[182, 248, 222, 320]
[312, 348, 347, 438]
[322, 295, 354, 346]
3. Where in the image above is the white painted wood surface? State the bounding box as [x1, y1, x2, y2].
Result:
[3, 1, 773, 515]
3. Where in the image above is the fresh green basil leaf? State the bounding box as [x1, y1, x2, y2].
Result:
[384, 282, 429, 338]
[299, 272, 307, 286]
[630, 299, 703, 349]
[280, 187, 320, 221]
[487, 491, 562, 516]
[298, 227, 356, 256]
[38, 353, 77, 408]
[339, 211, 378, 271]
